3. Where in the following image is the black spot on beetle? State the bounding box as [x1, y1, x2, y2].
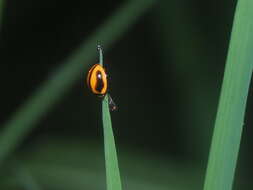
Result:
[95, 70, 104, 93]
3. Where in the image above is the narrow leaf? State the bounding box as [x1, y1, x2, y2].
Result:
[102, 95, 122, 190]
[203, 1, 253, 190]
[98, 45, 122, 190]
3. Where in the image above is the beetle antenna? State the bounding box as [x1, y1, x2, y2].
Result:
[97, 45, 103, 66]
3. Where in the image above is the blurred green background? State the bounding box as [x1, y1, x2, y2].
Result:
[0, 0, 252, 189]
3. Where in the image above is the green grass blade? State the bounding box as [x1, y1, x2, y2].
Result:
[98, 46, 122, 190]
[203, 1, 253, 190]
[102, 95, 122, 190]
[0, 0, 155, 165]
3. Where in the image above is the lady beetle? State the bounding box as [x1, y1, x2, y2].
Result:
[87, 64, 108, 96]
[86, 46, 117, 111]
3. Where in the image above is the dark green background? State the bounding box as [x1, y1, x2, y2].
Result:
[0, 0, 252, 189]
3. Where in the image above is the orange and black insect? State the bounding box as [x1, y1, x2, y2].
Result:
[86, 45, 117, 111]
[87, 64, 108, 96]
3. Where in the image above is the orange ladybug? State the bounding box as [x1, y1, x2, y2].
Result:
[86, 46, 117, 111]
